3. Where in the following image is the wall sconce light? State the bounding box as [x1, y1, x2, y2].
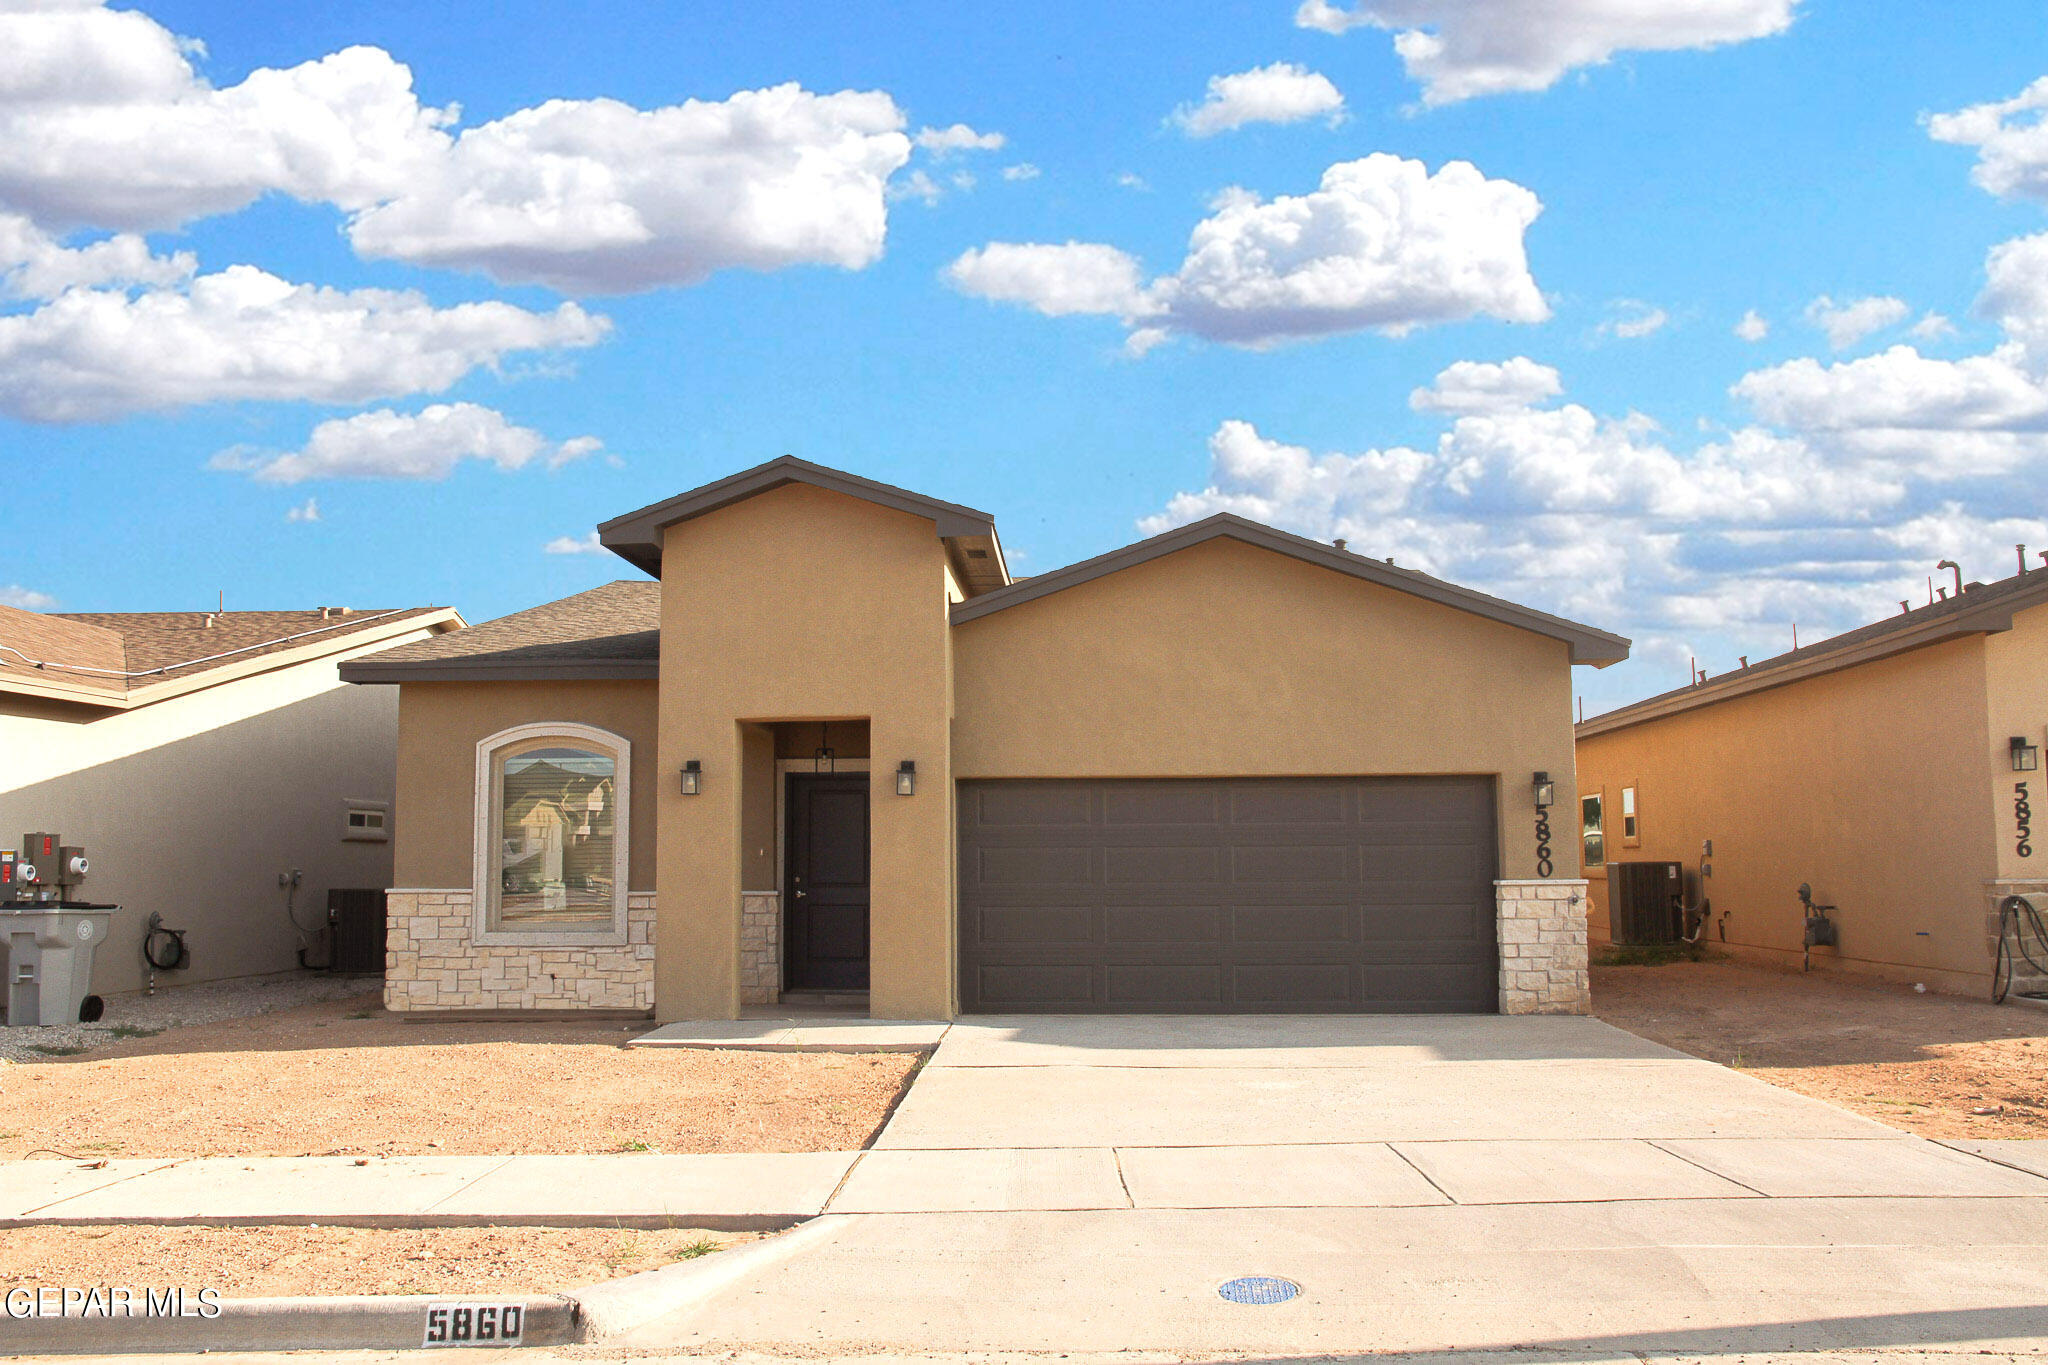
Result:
[680, 760, 702, 795]
[1532, 771, 1556, 809]
[896, 760, 917, 796]
[2013, 737, 2040, 773]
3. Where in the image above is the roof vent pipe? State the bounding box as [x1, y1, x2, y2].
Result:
[1900, 601, 1910, 614]
[2021, 544, 2030, 576]
[1937, 559, 1963, 599]
[1739, 656, 1748, 669]
[1332, 538, 1347, 552]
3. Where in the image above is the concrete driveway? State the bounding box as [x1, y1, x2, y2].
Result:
[614, 1014, 2048, 1355]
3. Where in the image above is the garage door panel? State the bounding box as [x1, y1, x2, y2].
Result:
[1104, 845, 1221, 885]
[1230, 843, 1353, 883]
[1229, 785, 1348, 824]
[959, 778, 1498, 1014]
[976, 844, 1096, 886]
[1106, 905, 1225, 943]
[1231, 903, 1354, 943]
[973, 905, 1097, 945]
[1104, 785, 1222, 825]
[1106, 963, 1223, 1005]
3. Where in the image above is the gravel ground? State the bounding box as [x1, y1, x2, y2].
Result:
[1594, 958, 2048, 1138]
[0, 970, 375, 1064]
[0, 1224, 761, 1298]
[0, 992, 920, 1157]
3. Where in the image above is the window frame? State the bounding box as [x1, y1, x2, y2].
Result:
[472, 722, 631, 946]
[1621, 784, 1641, 847]
[1580, 792, 1605, 869]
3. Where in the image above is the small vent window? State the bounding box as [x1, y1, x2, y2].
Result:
[1621, 786, 1639, 845]
[342, 800, 390, 843]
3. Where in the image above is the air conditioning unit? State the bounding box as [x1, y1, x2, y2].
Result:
[1610, 861, 1684, 945]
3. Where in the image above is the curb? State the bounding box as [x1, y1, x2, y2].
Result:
[575, 1214, 844, 1341]
[2, 1292, 579, 1354]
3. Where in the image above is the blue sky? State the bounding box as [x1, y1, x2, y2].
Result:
[4, 0, 2046, 712]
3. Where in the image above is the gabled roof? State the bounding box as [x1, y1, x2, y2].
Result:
[596, 455, 1010, 595]
[949, 513, 1632, 666]
[1578, 566, 2048, 738]
[1, 605, 461, 710]
[340, 581, 660, 683]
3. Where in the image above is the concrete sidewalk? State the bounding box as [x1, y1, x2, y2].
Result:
[0, 1151, 854, 1229]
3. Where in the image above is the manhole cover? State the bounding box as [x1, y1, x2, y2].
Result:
[1217, 1276, 1300, 1305]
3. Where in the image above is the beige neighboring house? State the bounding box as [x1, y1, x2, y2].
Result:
[1, 603, 463, 998]
[343, 456, 1628, 1022]
[1575, 562, 2048, 996]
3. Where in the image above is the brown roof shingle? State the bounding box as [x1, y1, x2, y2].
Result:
[341, 582, 658, 681]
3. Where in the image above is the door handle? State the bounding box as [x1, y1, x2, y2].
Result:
[793, 889, 806, 898]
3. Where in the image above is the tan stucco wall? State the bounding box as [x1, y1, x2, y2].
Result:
[392, 679, 659, 891]
[1986, 602, 2048, 882]
[656, 482, 955, 1021]
[0, 630, 437, 996]
[1576, 636, 2000, 992]
[951, 536, 1581, 880]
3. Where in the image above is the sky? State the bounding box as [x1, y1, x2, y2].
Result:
[4, 0, 2047, 714]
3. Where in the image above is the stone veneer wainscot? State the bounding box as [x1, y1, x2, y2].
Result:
[1496, 879, 1591, 1015]
[384, 889, 655, 1012]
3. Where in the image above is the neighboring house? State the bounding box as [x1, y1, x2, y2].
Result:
[1575, 563, 2048, 996]
[341, 457, 1629, 1021]
[1, 604, 464, 999]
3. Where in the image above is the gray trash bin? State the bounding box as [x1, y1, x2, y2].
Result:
[2, 904, 117, 1027]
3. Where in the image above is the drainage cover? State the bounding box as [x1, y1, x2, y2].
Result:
[1217, 1276, 1300, 1305]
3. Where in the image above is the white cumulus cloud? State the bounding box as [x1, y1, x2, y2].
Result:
[1926, 76, 2048, 204]
[1599, 300, 1669, 340]
[1734, 309, 1770, 341]
[1410, 357, 1562, 413]
[1293, 0, 1796, 106]
[345, 85, 914, 294]
[213, 403, 605, 485]
[285, 497, 320, 523]
[914, 123, 1004, 155]
[0, 267, 606, 423]
[1001, 163, 1041, 182]
[947, 154, 1547, 351]
[1171, 62, 1346, 137]
[544, 531, 606, 555]
[1804, 294, 1910, 350]
[0, 212, 193, 300]
[0, 584, 57, 610]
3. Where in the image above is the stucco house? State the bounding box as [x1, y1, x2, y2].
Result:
[1575, 560, 2048, 996]
[1, 603, 463, 998]
[341, 457, 1629, 1021]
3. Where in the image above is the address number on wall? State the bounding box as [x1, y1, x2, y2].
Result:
[2020, 781, 2035, 859]
[422, 1302, 524, 1347]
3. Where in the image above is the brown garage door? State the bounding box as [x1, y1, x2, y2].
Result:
[957, 777, 1499, 1013]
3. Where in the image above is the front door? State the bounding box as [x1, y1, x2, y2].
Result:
[785, 773, 870, 990]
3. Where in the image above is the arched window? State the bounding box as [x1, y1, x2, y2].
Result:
[474, 723, 630, 943]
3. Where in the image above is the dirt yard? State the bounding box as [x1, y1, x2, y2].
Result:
[0, 1223, 760, 1298]
[1594, 958, 2048, 1138]
[0, 993, 919, 1158]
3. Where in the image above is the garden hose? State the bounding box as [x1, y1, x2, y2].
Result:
[143, 912, 188, 972]
[1993, 894, 2048, 1004]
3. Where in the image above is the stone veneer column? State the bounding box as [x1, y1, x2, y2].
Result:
[382, 890, 656, 1012]
[1495, 879, 1592, 1015]
[1988, 879, 2048, 997]
[739, 891, 782, 1006]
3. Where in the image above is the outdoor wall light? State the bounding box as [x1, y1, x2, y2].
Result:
[896, 760, 917, 796]
[2013, 737, 2041, 773]
[681, 760, 702, 795]
[1532, 771, 1556, 810]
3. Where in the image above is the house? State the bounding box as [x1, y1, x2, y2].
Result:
[1574, 560, 2048, 995]
[341, 457, 1629, 1021]
[1, 603, 464, 999]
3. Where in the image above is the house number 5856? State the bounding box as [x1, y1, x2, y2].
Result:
[2020, 781, 2035, 859]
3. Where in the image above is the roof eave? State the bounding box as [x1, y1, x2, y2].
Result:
[950, 514, 1630, 662]
[340, 658, 659, 684]
[1575, 603, 2025, 739]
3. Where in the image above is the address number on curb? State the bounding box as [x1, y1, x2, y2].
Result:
[422, 1302, 524, 1347]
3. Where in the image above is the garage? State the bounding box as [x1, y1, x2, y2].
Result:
[957, 776, 1500, 1013]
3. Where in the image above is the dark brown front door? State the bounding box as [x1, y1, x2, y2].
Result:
[785, 773, 870, 991]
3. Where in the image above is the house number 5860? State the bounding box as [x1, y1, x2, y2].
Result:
[2020, 781, 2035, 859]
